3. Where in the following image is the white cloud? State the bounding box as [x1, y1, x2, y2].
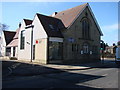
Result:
[101, 23, 118, 31]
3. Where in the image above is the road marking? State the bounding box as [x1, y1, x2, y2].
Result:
[102, 74, 108, 76]
[8, 67, 12, 75]
[77, 83, 102, 88]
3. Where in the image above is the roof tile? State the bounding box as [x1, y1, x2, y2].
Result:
[54, 3, 88, 27]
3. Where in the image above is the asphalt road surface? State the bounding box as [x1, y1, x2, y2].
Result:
[2, 59, 120, 89]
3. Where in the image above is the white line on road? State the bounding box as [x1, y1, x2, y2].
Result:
[102, 74, 108, 76]
[8, 67, 12, 75]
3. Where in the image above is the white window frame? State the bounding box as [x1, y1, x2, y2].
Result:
[83, 44, 89, 54]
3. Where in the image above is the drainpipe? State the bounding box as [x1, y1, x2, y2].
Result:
[25, 25, 34, 62]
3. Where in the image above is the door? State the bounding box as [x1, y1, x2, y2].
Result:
[33, 45, 35, 60]
[13, 47, 16, 57]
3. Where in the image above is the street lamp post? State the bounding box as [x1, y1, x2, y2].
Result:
[100, 40, 105, 63]
[25, 25, 34, 62]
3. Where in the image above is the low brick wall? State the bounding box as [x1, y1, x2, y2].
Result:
[103, 53, 115, 58]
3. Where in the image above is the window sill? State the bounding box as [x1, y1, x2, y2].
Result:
[78, 38, 94, 41]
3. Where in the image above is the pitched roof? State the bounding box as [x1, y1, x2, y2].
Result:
[23, 19, 33, 26]
[36, 13, 65, 38]
[54, 3, 88, 28]
[13, 28, 20, 39]
[3, 31, 16, 45]
[7, 28, 20, 47]
[7, 39, 18, 47]
[53, 3, 103, 36]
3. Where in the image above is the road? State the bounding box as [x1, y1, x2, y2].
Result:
[2, 59, 119, 89]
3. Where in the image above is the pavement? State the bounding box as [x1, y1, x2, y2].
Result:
[2, 59, 117, 78]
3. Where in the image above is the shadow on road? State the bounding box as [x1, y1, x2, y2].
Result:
[2, 60, 119, 89]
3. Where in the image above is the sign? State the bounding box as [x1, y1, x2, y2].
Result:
[68, 38, 75, 43]
[36, 39, 42, 44]
[36, 40, 38, 44]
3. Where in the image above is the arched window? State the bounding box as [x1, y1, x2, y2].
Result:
[83, 43, 89, 54]
[82, 19, 90, 39]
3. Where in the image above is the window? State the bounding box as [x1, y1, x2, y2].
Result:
[20, 30, 25, 49]
[72, 44, 79, 52]
[72, 44, 75, 52]
[82, 19, 90, 39]
[6, 47, 11, 56]
[83, 43, 89, 54]
[83, 45, 88, 54]
[92, 46, 98, 54]
[49, 41, 63, 60]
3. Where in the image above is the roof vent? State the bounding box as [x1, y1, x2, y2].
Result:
[52, 12, 57, 17]
[49, 24, 54, 30]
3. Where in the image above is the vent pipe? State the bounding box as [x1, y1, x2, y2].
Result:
[52, 12, 57, 17]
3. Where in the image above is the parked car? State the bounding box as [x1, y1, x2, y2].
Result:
[115, 46, 120, 65]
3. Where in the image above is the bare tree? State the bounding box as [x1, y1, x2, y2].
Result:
[0, 23, 9, 31]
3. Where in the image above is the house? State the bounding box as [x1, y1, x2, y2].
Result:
[53, 3, 103, 63]
[6, 26, 20, 58]
[105, 46, 114, 54]
[0, 30, 16, 57]
[18, 3, 103, 64]
[18, 19, 33, 60]
[105, 45, 117, 54]
[0, 36, 3, 56]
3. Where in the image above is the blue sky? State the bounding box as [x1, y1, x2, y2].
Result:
[1, 2, 118, 46]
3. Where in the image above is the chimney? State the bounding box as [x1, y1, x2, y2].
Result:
[19, 23, 21, 28]
[52, 12, 57, 17]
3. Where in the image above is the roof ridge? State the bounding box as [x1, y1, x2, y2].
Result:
[23, 18, 33, 21]
[36, 13, 62, 21]
[3, 30, 16, 32]
[54, 3, 88, 27]
[57, 3, 88, 14]
[23, 19, 33, 26]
